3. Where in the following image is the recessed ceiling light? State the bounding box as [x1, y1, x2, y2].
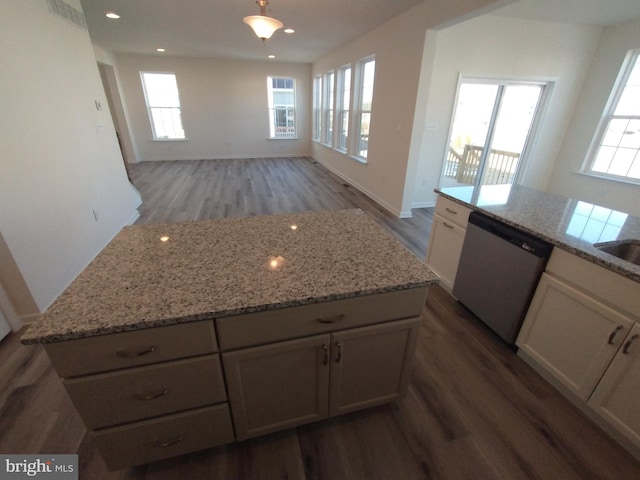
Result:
[157, 48, 166, 52]
[284, 28, 295, 34]
[268, 55, 275, 59]
[105, 12, 120, 19]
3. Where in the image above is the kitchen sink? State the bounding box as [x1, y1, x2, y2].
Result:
[594, 239, 640, 266]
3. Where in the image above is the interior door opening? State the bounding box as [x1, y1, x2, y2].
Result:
[441, 78, 547, 189]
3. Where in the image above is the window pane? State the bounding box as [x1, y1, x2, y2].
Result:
[268, 76, 296, 138]
[141, 72, 185, 139]
[143, 73, 180, 107]
[588, 51, 640, 181]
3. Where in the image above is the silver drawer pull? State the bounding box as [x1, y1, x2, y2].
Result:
[442, 222, 455, 229]
[316, 314, 345, 324]
[445, 207, 458, 214]
[152, 434, 184, 448]
[136, 388, 170, 401]
[623, 334, 639, 355]
[116, 345, 157, 358]
[322, 344, 329, 366]
[608, 325, 624, 345]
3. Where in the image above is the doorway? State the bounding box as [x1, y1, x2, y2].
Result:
[441, 78, 548, 188]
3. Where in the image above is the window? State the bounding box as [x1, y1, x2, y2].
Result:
[356, 58, 375, 159]
[267, 77, 296, 138]
[323, 71, 335, 145]
[336, 65, 351, 151]
[141, 72, 186, 140]
[586, 50, 640, 182]
[312, 75, 323, 141]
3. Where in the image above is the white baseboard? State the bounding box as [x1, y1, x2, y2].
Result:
[312, 158, 406, 218]
[412, 200, 436, 209]
[137, 155, 310, 162]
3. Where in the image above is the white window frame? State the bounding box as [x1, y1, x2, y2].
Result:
[312, 75, 323, 142]
[336, 64, 352, 153]
[323, 70, 335, 146]
[140, 71, 186, 141]
[353, 57, 376, 162]
[583, 49, 640, 184]
[267, 76, 297, 139]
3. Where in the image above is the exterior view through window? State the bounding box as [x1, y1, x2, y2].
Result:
[140, 72, 185, 140]
[442, 78, 546, 188]
[337, 65, 351, 151]
[586, 50, 640, 182]
[267, 77, 296, 138]
[357, 59, 375, 159]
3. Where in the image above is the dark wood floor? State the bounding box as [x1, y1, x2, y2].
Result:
[3, 157, 639, 479]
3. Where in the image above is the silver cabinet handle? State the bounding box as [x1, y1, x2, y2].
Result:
[335, 341, 343, 363]
[622, 334, 639, 355]
[322, 344, 329, 366]
[316, 314, 345, 324]
[116, 345, 157, 358]
[442, 222, 455, 229]
[152, 435, 184, 448]
[445, 207, 458, 214]
[136, 388, 170, 401]
[608, 325, 624, 345]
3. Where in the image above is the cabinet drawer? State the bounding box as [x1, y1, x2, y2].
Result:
[64, 355, 226, 429]
[435, 195, 472, 228]
[44, 321, 217, 377]
[216, 288, 427, 351]
[91, 404, 234, 471]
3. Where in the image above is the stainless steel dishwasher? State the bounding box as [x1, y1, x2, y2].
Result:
[452, 212, 552, 344]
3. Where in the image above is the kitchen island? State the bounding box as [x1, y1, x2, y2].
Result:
[21, 209, 438, 470]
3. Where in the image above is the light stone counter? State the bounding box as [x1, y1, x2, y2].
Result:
[437, 184, 640, 283]
[22, 209, 438, 344]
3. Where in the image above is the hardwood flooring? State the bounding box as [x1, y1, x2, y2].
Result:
[130, 157, 433, 260]
[2, 157, 639, 479]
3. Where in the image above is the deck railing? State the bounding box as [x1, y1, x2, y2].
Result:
[445, 145, 520, 185]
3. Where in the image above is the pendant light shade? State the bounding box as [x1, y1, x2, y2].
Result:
[243, 1, 283, 41]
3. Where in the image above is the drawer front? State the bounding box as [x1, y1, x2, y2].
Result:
[216, 288, 427, 351]
[64, 355, 226, 429]
[91, 404, 234, 471]
[435, 195, 472, 228]
[44, 321, 217, 377]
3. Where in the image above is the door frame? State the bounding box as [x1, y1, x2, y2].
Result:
[438, 74, 554, 189]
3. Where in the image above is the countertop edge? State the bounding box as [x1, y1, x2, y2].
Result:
[436, 190, 640, 284]
[20, 281, 437, 345]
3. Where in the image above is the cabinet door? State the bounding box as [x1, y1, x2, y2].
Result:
[588, 324, 640, 447]
[425, 214, 466, 292]
[329, 317, 421, 416]
[222, 335, 330, 440]
[517, 274, 633, 401]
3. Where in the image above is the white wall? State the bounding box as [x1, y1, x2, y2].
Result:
[114, 54, 311, 162]
[310, 0, 516, 218]
[411, 14, 602, 208]
[548, 19, 640, 217]
[0, 0, 141, 315]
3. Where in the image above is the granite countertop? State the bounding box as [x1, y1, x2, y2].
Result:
[22, 209, 438, 344]
[436, 184, 640, 283]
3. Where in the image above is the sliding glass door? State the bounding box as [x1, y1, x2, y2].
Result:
[442, 78, 547, 188]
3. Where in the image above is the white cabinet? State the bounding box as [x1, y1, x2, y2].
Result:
[589, 324, 640, 448]
[223, 317, 420, 441]
[517, 273, 633, 401]
[517, 248, 640, 456]
[217, 289, 426, 441]
[425, 195, 471, 292]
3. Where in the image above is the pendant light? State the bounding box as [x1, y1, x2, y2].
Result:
[243, 0, 283, 41]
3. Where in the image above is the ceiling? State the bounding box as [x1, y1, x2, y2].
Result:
[80, 0, 640, 63]
[80, 0, 426, 63]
